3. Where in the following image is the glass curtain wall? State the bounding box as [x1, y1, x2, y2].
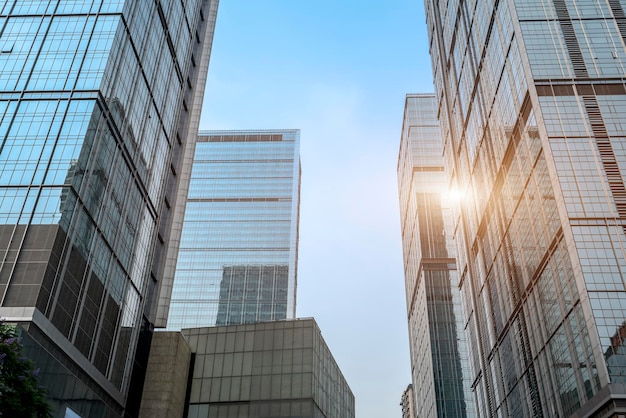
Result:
[0, 0, 215, 415]
[167, 130, 300, 330]
[425, 0, 626, 415]
[398, 94, 475, 417]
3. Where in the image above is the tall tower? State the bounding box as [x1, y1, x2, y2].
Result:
[163, 129, 301, 330]
[398, 94, 474, 417]
[0, 1, 218, 416]
[425, 0, 626, 416]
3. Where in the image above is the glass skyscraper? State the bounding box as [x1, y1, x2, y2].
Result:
[0, 1, 218, 416]
[164, 130, 301, 331]
[425, 0, 626, 415]
[398, 94, 475, 417]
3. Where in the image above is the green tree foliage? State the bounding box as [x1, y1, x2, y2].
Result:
[0, 321, 52, 418]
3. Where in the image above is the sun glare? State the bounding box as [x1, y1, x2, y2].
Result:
[445, 188, 465, 203]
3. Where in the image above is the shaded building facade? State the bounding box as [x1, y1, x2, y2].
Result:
[164, 130, 301, 330]
[139, 319, 355, 418]
[0, 0, 218, 416]
[425, 0, 626, 415]
[397, 94, 474, 417]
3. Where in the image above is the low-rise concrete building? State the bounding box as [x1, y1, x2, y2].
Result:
[140, 318, 354, 418]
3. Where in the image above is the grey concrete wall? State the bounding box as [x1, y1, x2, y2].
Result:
[139, 332, 192, 418]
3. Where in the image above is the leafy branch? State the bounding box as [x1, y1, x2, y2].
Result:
[0, 320, 52, 418]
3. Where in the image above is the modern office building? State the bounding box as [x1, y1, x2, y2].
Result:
[400, 384, 416, 418]
[425, 0, 626, 416]
[0, 1, 218, 416]
[139, 319, 355, 418]
[163, 130, 301, 331]
[397, 94, 474, 417]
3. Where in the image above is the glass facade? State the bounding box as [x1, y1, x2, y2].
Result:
[182, 319, 355, 418]
[425, 0, 626, 415]
[166, 130, 300, 330]
[0, 0, 218, 415]
[397, 94, 475, 417]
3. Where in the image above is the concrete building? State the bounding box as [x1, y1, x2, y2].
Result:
[397, 94, 474, 417]
[136, 332, 192, 418]
[425, 0, 626, 415]
[140, 318, 355, 418]
[163, 130, 301, 330]
[400, 384, 416, 418]
[0, 1, 218, 416]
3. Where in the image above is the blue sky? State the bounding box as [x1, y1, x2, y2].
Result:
[200, 2, 434, 416]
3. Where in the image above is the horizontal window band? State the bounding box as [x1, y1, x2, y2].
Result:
[413, 166, 445, 172]
[192, 159, 295, 163]
[0, 90, 101, 100]
[190, 176, 294, 180]
[569, 218, 626, 226]
[547, 136, 594, 139]
[187, 198, 292, 202]
[198, 134, 284, 142]
[177, 248, 291, 251]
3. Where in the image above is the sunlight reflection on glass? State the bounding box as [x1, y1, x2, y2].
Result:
[443, 188, 465, 205]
